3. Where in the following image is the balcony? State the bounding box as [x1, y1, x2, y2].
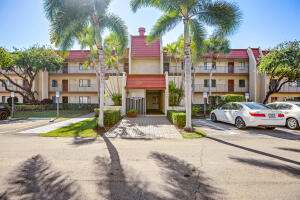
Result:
[49, 84, 98, 92]
[194, 84, 248, 93]
[267, 84, 300, 93]
[50, 66, 125, 74]
[0, 86, 24, 92]
[169, 65, 249, 74]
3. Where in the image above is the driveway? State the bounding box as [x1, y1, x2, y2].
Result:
[105, 116, 182, 139]
[0, 119, 299, 199]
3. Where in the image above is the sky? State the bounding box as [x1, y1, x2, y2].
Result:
[0, 0, 300, 51]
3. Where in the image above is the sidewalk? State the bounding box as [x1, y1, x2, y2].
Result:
[20, 113, 94, 134]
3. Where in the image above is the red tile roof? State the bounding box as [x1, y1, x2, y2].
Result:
[202, 49, 249, 59]
[126, 74, 166, 89]
[131, 28, 161, 57]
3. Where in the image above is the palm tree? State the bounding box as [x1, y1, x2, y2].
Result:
[204, 36, 230, 106]
[44, 0, 128, 127]
[130, 0, 241, 131]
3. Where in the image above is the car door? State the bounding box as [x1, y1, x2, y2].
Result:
[215, 104, 227, 122]
[226, 103, 242, 124]
[223, 103, 232, 123]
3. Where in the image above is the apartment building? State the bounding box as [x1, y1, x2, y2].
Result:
[1, 27, 299, 114]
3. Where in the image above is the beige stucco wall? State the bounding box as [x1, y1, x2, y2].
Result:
[131, 58, 160, 74]
[127, 89, 145, 98]
[49, 93, 98, 104]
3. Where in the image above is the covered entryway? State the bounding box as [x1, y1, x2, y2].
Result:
[146, 90, 164, 115]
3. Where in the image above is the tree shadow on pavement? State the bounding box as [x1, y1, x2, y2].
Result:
[0, 155, 84, 200]
[94, 136, 165, 200]
[229, 156, 300, 178]
[206, 136, 300, 166]
[276, 147, 300, 153]
[246, 128, 300, 140]
[72, 136, 98, 146]
[150, 152, 223, 200]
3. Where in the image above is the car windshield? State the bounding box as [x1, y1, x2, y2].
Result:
[243, 103, 270, 110]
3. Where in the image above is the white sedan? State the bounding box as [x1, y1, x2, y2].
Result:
[267, 102, 300, 130]
[210, 102, 286, 129]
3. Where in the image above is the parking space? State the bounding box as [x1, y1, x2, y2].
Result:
[192, 119, 300, 140]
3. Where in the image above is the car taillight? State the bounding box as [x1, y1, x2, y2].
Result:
[278, 114, 284, 117]
[249, 112, 266, 117]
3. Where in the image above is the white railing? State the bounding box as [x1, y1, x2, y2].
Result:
[169, 66, 249, 74]
[267, 84, 300, 93]
[194, 84, 248, 93]
[49, 84, 98, 92]
[50, 66, 125, 74]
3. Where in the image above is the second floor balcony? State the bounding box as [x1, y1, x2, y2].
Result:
[267, 83, 300, 93]
[169, 65, 249, 74]
[49, 84, 98, 92]
[194, 84, 248, 93]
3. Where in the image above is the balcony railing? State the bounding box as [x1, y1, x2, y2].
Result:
[50, 66, 125, 74]
[194, 84, 248, 93]
[267, 84, 300, 93]
[169, 66, 249, 74]
[0, 86, 25, 92]
[49, 84, 98, 92]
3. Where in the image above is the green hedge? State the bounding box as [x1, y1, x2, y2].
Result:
[223, 94, 246, 103]
[167, 110, 186, 127]
[13, 103, 98, 112]
[94, 108, 121, 126]
[14, 105, 45, 111]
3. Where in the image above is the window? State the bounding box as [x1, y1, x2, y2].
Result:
[79, 96, 90, 104]
[239, 80, 246, 88]
[2, 96, 6, 103]
[79, 80, 91, 87]
[239, 62, 245, 70]
[52, 80, 58, 87]
[277, 104, 293, 110]
[220, 103, 231, 110]
[204, 79, 216, 87]
[266, 103, 277, 109]
[2, 80, 12, 87]
[296, 80, 300, 87]
[204, 62, 208, 70]
[244, 103, 270, 110]
[79, 63, 91, 70]
[212, 62, 216, 69]
[231, 103, 243, 110]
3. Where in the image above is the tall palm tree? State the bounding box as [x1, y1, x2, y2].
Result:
[204, 36, 230, 106]
[130, 0, 241, 131]
[44, 0, 128, 127]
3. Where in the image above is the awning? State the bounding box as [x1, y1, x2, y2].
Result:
[126, 74, 166, 90]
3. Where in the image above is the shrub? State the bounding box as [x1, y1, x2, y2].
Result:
[167, 110, 186, 127]
[14, 104, 44, 111]
[111, 94, 122, 106]
[169, 81, 184, 106]
[61, 103, 98, 111]
[222, 94, 246, 103]
[192, 106, 200, 117]
[41, 98, 53, 105]
[94, 108, 121, 126]
[127, 109, 136, 114]
[7, 97, 18, 106]
[27, 99, 40, 105]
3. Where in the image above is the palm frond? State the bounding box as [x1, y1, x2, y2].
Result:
[130, 0, 182, 13]
[102, 14, 128, 55]
[147, 11, 181, 44]
[197, 0, 242, 36]
[189, 19, 206, 59]
[94, 0, 111, 17]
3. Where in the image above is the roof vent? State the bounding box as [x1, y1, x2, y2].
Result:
[138, 27, 146, 36]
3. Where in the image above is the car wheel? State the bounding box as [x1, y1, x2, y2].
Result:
[266, 127, 275, 130]
[211, 113, 218, 122]
[286, 118, 299, 130]
[235, 117, 246, 129]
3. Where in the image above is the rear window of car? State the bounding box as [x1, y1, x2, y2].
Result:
[243, 103, 270, 110]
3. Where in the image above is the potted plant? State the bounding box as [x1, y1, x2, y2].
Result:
[127, 109, 137, 117]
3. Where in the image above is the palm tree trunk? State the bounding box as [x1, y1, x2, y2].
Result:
[183, 18, 192, 131]
[97, 48, 105, 127]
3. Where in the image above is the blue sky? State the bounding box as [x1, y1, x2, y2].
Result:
[0, 0, 299, 50]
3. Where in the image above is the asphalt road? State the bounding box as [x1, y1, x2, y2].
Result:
[0, 119, 299, 200]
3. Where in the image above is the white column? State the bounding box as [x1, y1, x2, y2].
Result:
[121, 72, 127, 116]
[160, 36, 164, 74]
[165, 71, 169, 115]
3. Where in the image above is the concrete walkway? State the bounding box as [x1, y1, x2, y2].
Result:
[105, 116, 182, 139]
[20, 113, 94, 134]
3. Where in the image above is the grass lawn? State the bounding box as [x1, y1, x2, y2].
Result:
[13, 110, 91, 119]
[40, 118, 98, 137]
[182, 127, 206, 139]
